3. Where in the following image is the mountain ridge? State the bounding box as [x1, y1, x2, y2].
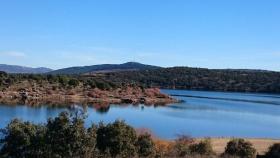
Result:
[0, 62, 278, 74]
[0, 64, 53, 74]
[49, 62, 161, 74]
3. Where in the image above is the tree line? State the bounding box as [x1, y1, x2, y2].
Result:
[0, 71, 116, 91]
[0, 111, 279, 158]
[103, 67, 280, 93]
[2, 67, 280, 94]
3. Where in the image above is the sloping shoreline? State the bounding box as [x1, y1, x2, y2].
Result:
[0, 86, 177, 106]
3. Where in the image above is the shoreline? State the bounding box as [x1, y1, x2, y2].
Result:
[0, 86, 178, 106]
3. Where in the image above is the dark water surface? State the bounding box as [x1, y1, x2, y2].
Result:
[1, 89, 280, 139]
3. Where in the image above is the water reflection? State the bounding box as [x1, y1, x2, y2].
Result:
[1, 90, 280, 139]
[95, 106, 110, 114]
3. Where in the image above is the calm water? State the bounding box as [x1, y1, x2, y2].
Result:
[1, 89, 280, 139]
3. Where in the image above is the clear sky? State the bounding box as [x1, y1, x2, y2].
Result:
[0, 0, 279, 70]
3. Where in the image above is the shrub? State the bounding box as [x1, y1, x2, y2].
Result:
[96, 120, 137, 157]
[172, 135, 195, 157]
[0, 119, 46, 157]
[96, 81, 111, 90]
[85, 79, 96, 88]
[58, 75, 69, 86]
[68, 79, 80, 87]
[1, 111, 162, 158]
[0, 71, 7, 77]
[223, 138, 256, 158]
[136, 133, 155, 157]
[86, 124, 98, 155]
[46, 112, 75, 156]
[265, 143, 280, 158]
[44, 111, 93, 157]
[190, 138, 215, 156]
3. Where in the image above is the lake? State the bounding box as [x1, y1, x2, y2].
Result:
[1, 89, 280, 139]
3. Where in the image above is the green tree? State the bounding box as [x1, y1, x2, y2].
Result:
[44, 112, 72, 157]
[0, 119, 46, 158]
[96, 81, 111, 90]
[44, 111, 90, 157]
[85, 124, 99, 157]
[68, 79, 80, 87]
[96, 120, 137, 157]
[265, 143, 280, 158]
[85, 79, 96, 88]
[58, 75, 69, 86]
[0, 71, 7, 78]
[46, 74, 59, 83]
[136, 133, 155, 157]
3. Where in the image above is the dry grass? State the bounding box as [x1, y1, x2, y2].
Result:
[154, 137, 279, 155]
[197, 138, 280, 155]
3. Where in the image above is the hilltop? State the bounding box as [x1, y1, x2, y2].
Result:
[49, 62, 161, 75]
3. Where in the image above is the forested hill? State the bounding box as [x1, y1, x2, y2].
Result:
[49, 62, 160, 74]
[102, 67, 280, 93]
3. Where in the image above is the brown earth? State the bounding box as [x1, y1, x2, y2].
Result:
[0, 80, 177, 106]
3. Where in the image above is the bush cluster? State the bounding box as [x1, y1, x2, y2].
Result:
[223, 139, 256, 158]
[0, 112, 155, 158]
[167, 135, 215, 157]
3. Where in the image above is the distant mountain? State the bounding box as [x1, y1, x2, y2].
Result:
[0, 64, 53, 74]
[49, 62, 161, 75]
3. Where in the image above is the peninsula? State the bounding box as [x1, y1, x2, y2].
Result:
[0, 72, 176, 106]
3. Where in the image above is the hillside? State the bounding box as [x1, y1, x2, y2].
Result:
[103, 67, 280, 93]
[0, 64, 52, 74]
[2, 62, 280, 94]
[49, 62, 161, 74]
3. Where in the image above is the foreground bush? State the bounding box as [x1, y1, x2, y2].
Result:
[172, 135, 195, 157]
[136, 133, 155, 157]
[96, 120, 137, 157]
[190, 138, 215, 156]
[265, 143, 280, 158]
[0, 119, 45, 157]
[44, 112, 94, 157]
[0, 111, 149, 158]
[0, 112, 96, 158]
[223, 138, 256, 158]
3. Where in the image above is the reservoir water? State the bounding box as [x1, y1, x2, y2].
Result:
[1, 89, 280, 139]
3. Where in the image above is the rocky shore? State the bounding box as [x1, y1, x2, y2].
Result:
[0, 82, 177, 106]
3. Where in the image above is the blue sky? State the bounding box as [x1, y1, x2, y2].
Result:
[0, 0, 279, 70]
